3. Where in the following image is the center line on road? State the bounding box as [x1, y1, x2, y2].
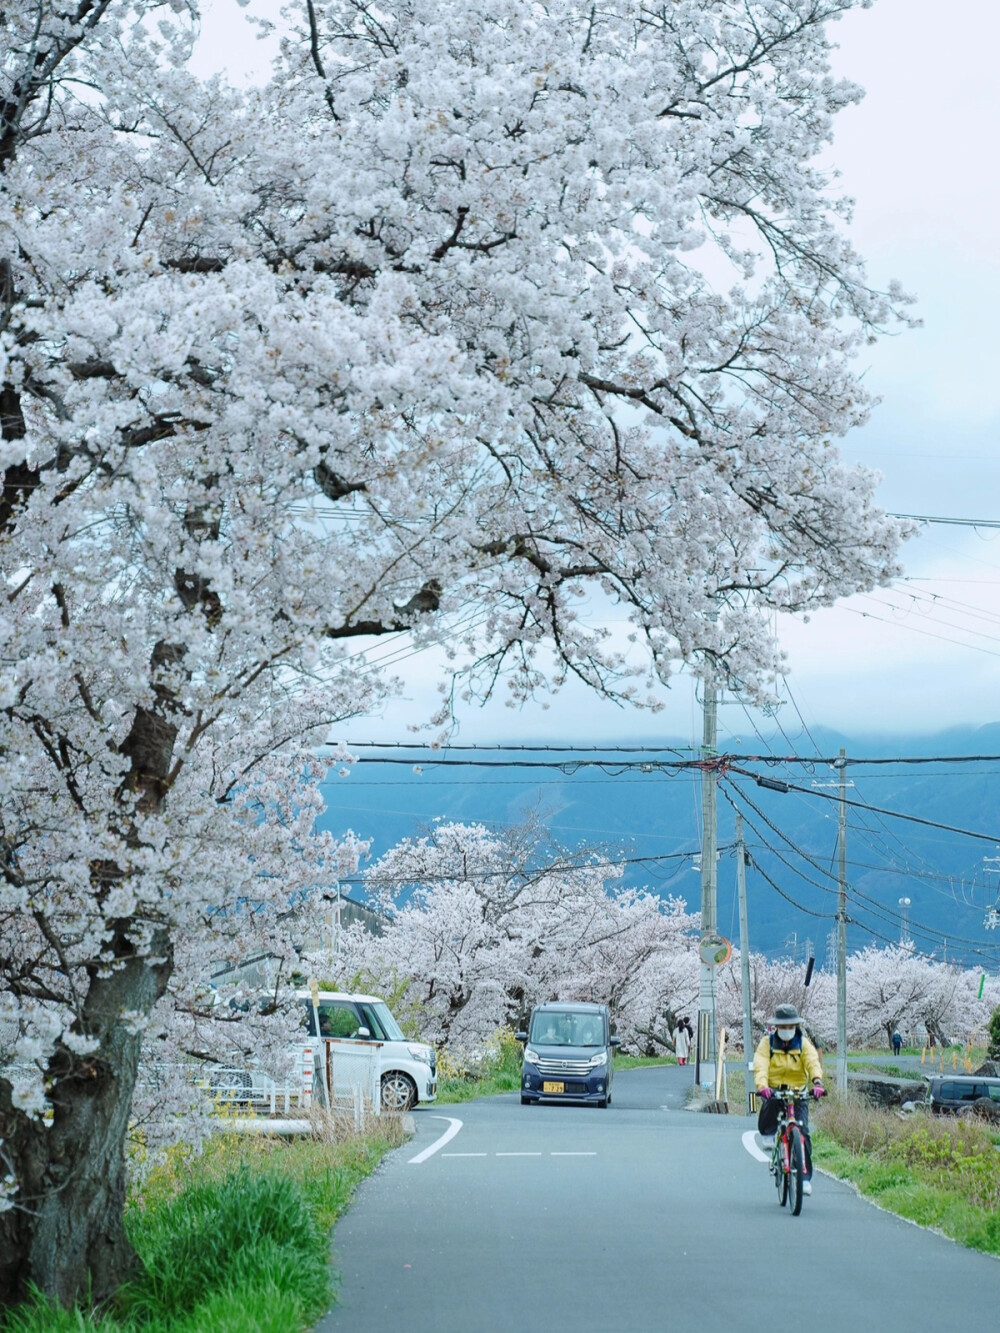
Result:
[409, 1116, 463, 1164]
[496, 1152, 542, 1157]
[442, 1152, 487, 1157]
[551, 1152, 597, 1156]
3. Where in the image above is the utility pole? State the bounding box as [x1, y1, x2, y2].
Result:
[735, 813, 755, 1113]
[836, 748, 848, 1097]
[695, 678, 718, 1091]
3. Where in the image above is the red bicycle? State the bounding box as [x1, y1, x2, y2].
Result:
[768, 1086, 810, 1216]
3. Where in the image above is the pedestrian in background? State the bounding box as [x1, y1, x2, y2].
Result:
[892, 1029, 903, 1056]
[674, 1018, 691, 1066]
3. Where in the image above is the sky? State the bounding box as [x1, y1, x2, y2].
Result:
[195, 0, 1000, 748]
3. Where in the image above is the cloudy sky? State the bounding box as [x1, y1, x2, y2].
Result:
[197, 1, 1000, 746]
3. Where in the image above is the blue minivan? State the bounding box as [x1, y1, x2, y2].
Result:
[516, 1001, 619, 1107]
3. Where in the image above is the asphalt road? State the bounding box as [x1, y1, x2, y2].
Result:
[315, 1064, 998, 1333]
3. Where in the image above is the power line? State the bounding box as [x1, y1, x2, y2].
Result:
[338, 741, 699, 753]
[335, 742, 1000, 767]
[891, 512, 1000, 529]
[730, 768, 1000, 845]
[333, 843, 724, 888]
[724, 779, 998, 954]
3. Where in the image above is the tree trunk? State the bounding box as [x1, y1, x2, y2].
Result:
[634, 1023, 676, 1056]
[0, 944, 171, 1309]
[923, 1015, 949, 1049]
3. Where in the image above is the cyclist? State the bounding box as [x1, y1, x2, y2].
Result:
[754, 1003, 826, 1195]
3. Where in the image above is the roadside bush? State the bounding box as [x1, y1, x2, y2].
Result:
[815, 1095, 1000, 1252]
[118, 1168, 328, 1326]
[437, 1027, 523, 1102]
[0, 1125, 407, 1333]
[987, 1004, 1000, 1061]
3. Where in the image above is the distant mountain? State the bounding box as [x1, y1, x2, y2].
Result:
[316, 726, 1000, 970]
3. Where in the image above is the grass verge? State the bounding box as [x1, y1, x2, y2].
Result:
[614, 1054, 675, 1070]
[813, 1095, 1000, 1255]
[435, 1033, 522, 1103]
[2, 1113, 407, 1333]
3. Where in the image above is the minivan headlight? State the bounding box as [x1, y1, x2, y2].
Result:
[524, 1047, 541, 1066]
[588, 1051, 607, 1068]
[407, 1044, 432, 1065]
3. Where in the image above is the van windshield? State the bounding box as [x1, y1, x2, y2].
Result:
[358, 1001, 405, 1042]
[530, 1012, 604, 1047]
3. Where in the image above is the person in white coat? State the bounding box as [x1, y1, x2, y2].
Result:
[674, 1019, 691, 1066]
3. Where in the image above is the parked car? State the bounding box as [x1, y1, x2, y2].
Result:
[300, 990, 437, 1113]
[926, 1074, 1000, 1115]
[516, 1001, 619, 1107]
[211, 990, 436, 1115]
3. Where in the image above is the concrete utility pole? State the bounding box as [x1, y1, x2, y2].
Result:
[695, 678, 718, 1090]
[836, 748, 848, 1097]
[735, 812, 755, 1113]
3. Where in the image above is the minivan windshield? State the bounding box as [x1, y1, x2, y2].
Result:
[359, 1001, 405, 1042]
[530, 1011, 605, 1047]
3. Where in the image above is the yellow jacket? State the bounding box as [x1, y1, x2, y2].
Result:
[753, 1031, 823, 1092]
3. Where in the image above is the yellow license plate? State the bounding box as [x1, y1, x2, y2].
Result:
[542, 1081, 565, 1094]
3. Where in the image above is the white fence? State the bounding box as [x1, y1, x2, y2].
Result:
[314, 1040, 380, 1118]
[208, 1040, 380, 1132]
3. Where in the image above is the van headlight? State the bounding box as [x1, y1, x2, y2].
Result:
[524, 1047, 541, 1066]
[588, 1051, 607, 1068]
[407, 1045, 432, 1065]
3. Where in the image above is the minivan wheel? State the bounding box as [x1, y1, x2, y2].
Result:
[381, 1071, 417, 1113]
[521, 1094, 532, 1105]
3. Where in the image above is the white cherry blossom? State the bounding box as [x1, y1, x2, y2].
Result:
[2, 0, 910, 1307]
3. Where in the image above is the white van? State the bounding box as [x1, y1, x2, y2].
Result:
[209, 989, 436, 1116]
[299, 990, 437, 1113]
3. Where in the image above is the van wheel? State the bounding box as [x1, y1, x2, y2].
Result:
[381, 1071, 417, 1113]
[521, 1095, 532, 1105]
[597, 1096, 608, 1108]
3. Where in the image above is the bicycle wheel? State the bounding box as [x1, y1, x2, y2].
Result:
[786, 1126, 804, 1216]
[773, 1140, 787, 1206]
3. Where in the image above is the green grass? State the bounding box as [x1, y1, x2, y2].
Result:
[614, 1053, 675, 1070]
[813, 1095, 1000, 1255]
[847, 1061, 911, 1078]
[1, 1123, 406, 1333]
[436, 1066, 522, 1102]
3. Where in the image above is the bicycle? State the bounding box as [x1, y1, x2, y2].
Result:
[766, 1085, 811, 1216]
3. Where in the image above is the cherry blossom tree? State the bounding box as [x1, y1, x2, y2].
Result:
[2, 0, 910, 1308]
[844, 947, 997, 1048]
[844, 943, 940, 1046]
[328, 820, 698, 1049]
[716, 950, 836, 1051]
[715, 945, 998, 1056]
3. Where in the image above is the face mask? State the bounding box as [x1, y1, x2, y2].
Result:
[776, 1027, 796, 1041]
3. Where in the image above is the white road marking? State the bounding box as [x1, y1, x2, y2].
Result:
[409, 1115, 463, 1164]
[416, 1134, 600, 1164]
[742, 1130, 770, 1163]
